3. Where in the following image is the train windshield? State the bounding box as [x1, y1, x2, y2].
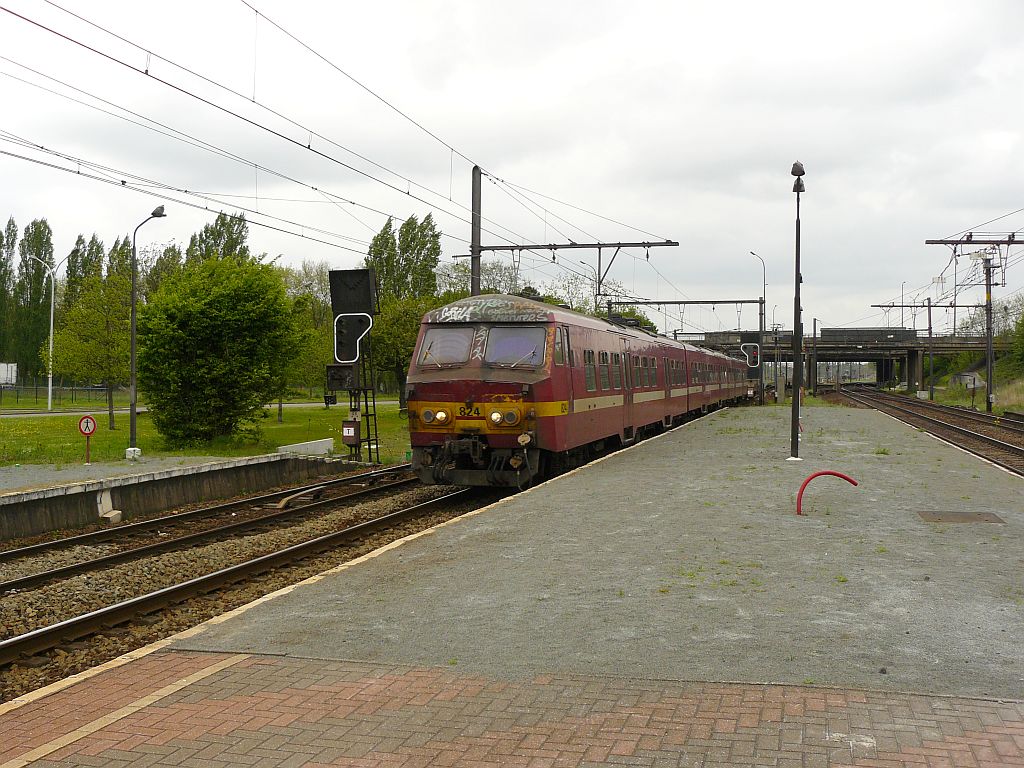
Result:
[484, 326, 546, 368]
[418, 326, 475, 367]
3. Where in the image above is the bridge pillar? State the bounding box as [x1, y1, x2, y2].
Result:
[906, 349, 924, 393]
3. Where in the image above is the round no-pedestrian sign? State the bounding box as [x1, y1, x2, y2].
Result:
[79, 415, 97, 437]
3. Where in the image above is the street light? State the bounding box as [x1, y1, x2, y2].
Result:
[789, 161, 805, 461]
[749, 251, 766, 405]
[578, 260, 599, 314]
[129, 205, 166, 458]
[27, 253, 70, 411]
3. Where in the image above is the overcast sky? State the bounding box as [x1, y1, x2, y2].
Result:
[2, 0, 1023, 335]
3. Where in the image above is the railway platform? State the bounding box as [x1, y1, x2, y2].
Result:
[2, 405, 1022, 767]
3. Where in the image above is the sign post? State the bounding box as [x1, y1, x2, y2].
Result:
[79, 415, 97, 465]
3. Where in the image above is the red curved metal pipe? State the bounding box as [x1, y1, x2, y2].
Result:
[796, 470, 858, 515]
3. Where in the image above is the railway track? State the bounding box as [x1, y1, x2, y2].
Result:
[0, 485, 485, 687]
[862, 390, 1024, 436]
[0, 474, 419, 593]
[839, 388, 1024, 475]
[0, 464, 413, 564]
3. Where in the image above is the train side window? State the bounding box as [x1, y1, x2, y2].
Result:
[554, 327, 565, 366]
[640, 357, 648, 387]
[584, 350, 597, 391]
[632, 355, 641, 389]
[611, 353, 622, 389]
[598, 351, 610, 390]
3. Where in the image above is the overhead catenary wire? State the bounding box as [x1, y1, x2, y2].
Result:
[12, 2, 678, 307]
[10, 3, 705, 330]
[29, 0, 548, 249]
[231, 0, 671, 247]
[0, 4, 536, 249]
[0, 55, 481, 248]
[37, 0, 478, 221]
[0, 128, 373, 246]
[0, 145, 372, 255]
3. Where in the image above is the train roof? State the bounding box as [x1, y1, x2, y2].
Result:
[421, 294, 741, 362]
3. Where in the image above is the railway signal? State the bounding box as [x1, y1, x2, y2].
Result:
[740, 343, 760, 368]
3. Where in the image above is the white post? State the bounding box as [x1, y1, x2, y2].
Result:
[46, 270, 54, 411]
[28, 255, 56, 412]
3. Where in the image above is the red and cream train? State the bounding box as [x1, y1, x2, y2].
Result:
[405, 294, 750, 487]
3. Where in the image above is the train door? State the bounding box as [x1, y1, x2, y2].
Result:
[620, 337, 633, 441]
[554, 325, 574, 416]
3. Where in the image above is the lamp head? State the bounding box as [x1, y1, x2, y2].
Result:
[791, 161, 805, 177]
[151, 205, 166, 218]
[792, 177, 805, 193]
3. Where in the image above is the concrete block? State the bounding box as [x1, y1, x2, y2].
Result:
[125, 447, 142, 460]
[97, 489, 113, 515]
[100, 509, 123, 525]
[277, 438, 334, 456]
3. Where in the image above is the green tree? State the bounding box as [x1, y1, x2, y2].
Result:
[186, 213, 250, 264]
[0, 217, 16, 362]
[436, 257, 518, 296]
[12, 219, 53, 378]
[373, 294, 443, 406]
[106, 235, 133, 279]
[51, 272, 130, 429]
[61, 234, 104, 316]
[139, 255, 294, 443]
[143, 242, 183, 300]
[365, 214, 440, 301]
[364, 214, 442, 405]
[281, 260, 333, 396]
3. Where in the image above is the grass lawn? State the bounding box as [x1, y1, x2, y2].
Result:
[0, 403, 412, 467]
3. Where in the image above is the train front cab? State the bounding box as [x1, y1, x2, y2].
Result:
[406, 319, 554, 488]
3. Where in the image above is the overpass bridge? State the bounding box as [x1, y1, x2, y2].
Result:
[685, 328, 1010, 392]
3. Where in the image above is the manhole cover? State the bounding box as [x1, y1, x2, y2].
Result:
[917, 511, 1005, 523]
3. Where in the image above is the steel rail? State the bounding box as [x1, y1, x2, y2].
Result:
[0, 488, 473, 667]
[0, 478, 419, 593]
[0, 464, 412, 563]
[842, 390, 1024, 475]
[866, 391, 1024, 435]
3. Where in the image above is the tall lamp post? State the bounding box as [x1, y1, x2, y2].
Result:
[789, 162, 805, 461]
[27, 253, 69, 411]
[749, 251, 766, 405]
[578, 260, 600, 314]
[129, 205, 166, 458]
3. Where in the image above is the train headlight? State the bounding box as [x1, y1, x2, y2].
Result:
[503, 409, 521, 425]
[488, 410, 504, 425]
[433, 409, 450, 425]
[421, 409, 435, 424]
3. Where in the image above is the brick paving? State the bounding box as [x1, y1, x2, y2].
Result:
[1, 651, 1021, 767]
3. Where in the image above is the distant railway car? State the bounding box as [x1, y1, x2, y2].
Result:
[405, 295, 748, 487]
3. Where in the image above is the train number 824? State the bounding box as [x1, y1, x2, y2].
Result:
[458, 406, 481, 417]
